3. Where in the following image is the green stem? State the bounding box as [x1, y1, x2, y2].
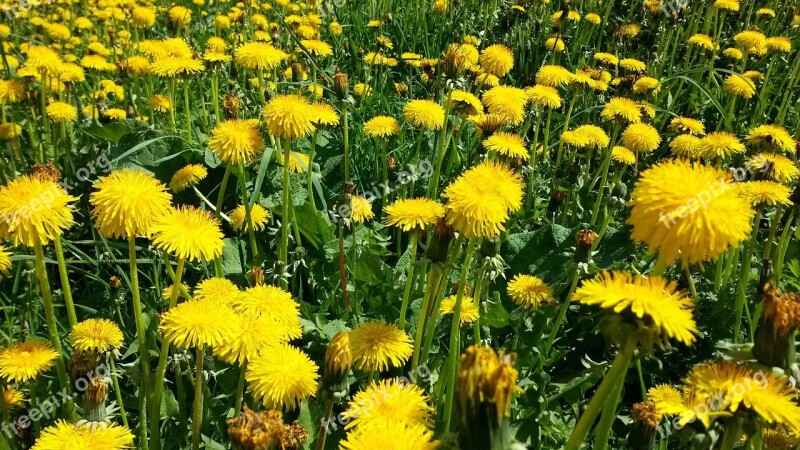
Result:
[733, 208, 762, 343]
[564, 333, 636, 450]
[150, 257, 186, 450]
[442, 238, 478, 434]
[32, 241, 75, 419]
[191, 346, 205, 450]
[109, 357, 129, 428]
[128, 236, 150, 450]
[398, 232, 419, 331]
[183, 79, 192, 144]
[544, 268, 579, 360]
[233, 360, 247, 416]
[237, 163, 259, 260]
[53, 237, 77, 327]
[412, 265, 442, 372]
[280, 139, 292, 290]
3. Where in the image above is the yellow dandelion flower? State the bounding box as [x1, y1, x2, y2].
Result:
[131, 7, 156, 28]
[231, 285, 301, 337]
[627, 159, 754, 266]
[169, 164, 208, 193]
[246, 343, 319, 410]
[633, 76, 661, 94]
[208, 119, 265, 165]
[45, 102, 77, 123]
[669, 117, 705, 135]
[621, 122, 661, 153]
[0, 174, 76, 247]
[150, 206, 225, 262]
[90, 170, 172, 239]
[525, 84, 561, 109]
[403, 99, 445, 131]
[0, 244, 11, 275]
[3, 387, 24, 410]
[766, 36, 792, 53]
[325, 331, 352, 377]
[149, 57, 205, 78]
[535, 65, 574, 87]
[342, 379, 434, 430]
[723, 73, 756, 99]
[235, 42, 288, 70]
[339, 420, 436, 450]
[669, 134, 703, 158]
[697, 131, 746, 159]
[508, 274, 554, 309]
[193, 277, 240, 304]
[449, 90, 484, 116]
[350, 195, 374, 223]
[739, 181, 792, 207]
[230, 204, 270, 232]
[160, 299, 238, 350]
[619, 58, 647, 72]
[483, 132, 529, 160]
[573, 271, 697, 345]
[364, 116, 400, 138]
[443, 161, 524, 238]
[482, 85, 528, 126]
[440, 295, 480, 324]
[349, 321, 413, 372]
[0, 341, 59, 383]
[735, 30, 767, 50]
[310, 102, 340, 127]
[70, 318, 123, 353]
[747, 153, 799, 183]
[32, 421, 134, 450]
[384, 198, 445, 232]
[746, 124, 796, 153]
[479, 44, 514, 78]
[713, 0, 739, 11]
[687, 34, 717, 51]
[585, 13, 602, 25]
[0, 80, 26, 104]
[594, 52, 619, 65]
[262, 95, 315, 140]
[601, 97, 642, 123]
[213, 313, 293, 364]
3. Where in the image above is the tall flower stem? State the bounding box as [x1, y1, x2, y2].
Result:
[53, 237, 77, 327]
[442, 238, 478, 433]
[32, 241, 75, 419]
[233, 361, 247, 417]
[397, 231, 419, 331]
[109, 356, 129, 428]
[307, 131, 319, 211]
[316, 400, 334, 450]
[412, 264, 444, 371]
[543, 267, 579, 361]
[564, 332, 636, 450]
[343, 109, 350, 181]
[763, 205, 782, 259]
[191, 345, 205, 450]
[127, 236, 150, 450]
[280, 138, 292, 290]
[215, 164, 233, 221]
[150, 257, 186, 450]
[237, 163, 259, 260]
[733, 207, 763, 342]
[590, 126, 619, 226]
[183, 79, 193, 144]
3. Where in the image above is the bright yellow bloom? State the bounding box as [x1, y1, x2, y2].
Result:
[149, 57, 205, 78]
[697, 131, 745, 159]
[403, 99, 445, 130]
[747, 153, 799, 183]
[479, 44, 514, 77]
[384, 198, 445, 232]
[507, 275, 554, 309]
[482, 85, 528, 126]
[350, 195, 374, 223]
[364, 116, 400, 138]
[739, 181, 792, 207]
[160, 299, 238, 349]
[246, 343, 319, 410]
[193, 277, 241, 304]
[263, 95, 315, 140]
[440, 295, 480, 324]
[339, 421, 436, 450]
[723, 73, 756, 99]
[342, 379, 434, 430]
[231, 285, 301, 338]
[621, 123, 661, 153]
[669, 117, 705, 135]
[525, 84, 561, 109]
[150, 206, 225, 262]
[0, 341, 59, 383]
[746, 124, 796, 153]
[235, 42, 289, 70]
[601, 97, 642, 123]
[0, 174, 76, 246]
[349, 321, 413, 372]
[627, 159, 754, 266]
[170, 164, 208, 193]
[31, 421, 134, 450]
[230, 204, 270, 232]
[483, 132, 529, 160]
[70, 318, 123, 352]
[90, 170, 172, 239]
[208, 119, 265, 165]
[573, 271, 697, 345]
[611, 146, 637, 165]
[442, 161, 524, 238]
[535, 65, 573, 87]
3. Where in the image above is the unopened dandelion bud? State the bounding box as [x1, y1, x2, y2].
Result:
[575, 229, 598, 264]
[547, 190, 566, 217]
[427, 218, 454, 263]
[332, 72, 349, 101]
[754, 283, 800, 369]
[290, 61, 303, 83]
[456, 345, 520, 450]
